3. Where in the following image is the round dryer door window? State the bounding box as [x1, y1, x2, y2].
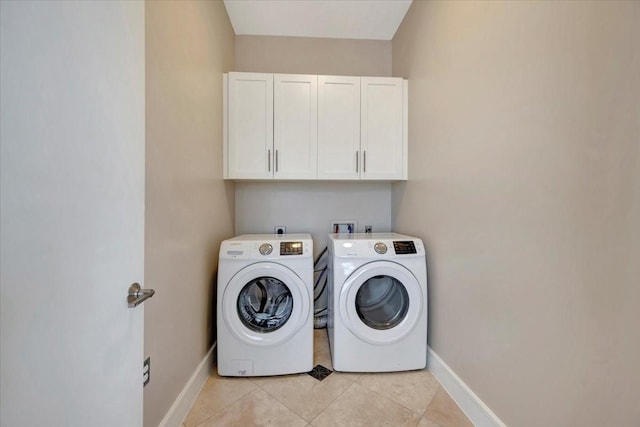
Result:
[340, 261, 424, 345]
[237, 277, 293, 333]
[355, 275, 409, 330]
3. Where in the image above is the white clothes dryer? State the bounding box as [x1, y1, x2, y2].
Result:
[328, 233, 427, 372]
[217, 234, 314, 376]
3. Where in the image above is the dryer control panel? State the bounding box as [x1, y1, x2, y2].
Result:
[393, 240, 417, 255]
[330, 233, 424, 258]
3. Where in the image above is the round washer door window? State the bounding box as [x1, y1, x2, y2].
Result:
[222, 262, 311, 347]
[340, 261, 423, 345]
[355, 275, 409, 330]
[237, 277, 293, 333]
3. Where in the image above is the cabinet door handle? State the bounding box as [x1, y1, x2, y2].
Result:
[268, 149, 271, 172]
[356, 151, 359, 172]
[275, 150, 279, 172]
[363, 150, 366, 173]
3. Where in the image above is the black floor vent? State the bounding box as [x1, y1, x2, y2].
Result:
[307, 364, 333, 381]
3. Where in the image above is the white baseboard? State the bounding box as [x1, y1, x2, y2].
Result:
[427, 347, 506, 427]
[158, 343, 216, 427]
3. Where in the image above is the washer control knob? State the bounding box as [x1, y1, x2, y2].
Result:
[258, 243, 273, 256]
[374, 242, 387, 254]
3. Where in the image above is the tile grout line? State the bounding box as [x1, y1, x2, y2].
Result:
[190, 376, 257, 427]
[250, 373, 319, 424]
[359, 376, 425, 417]
[252, 370, 356, 425]
[305, 380, 357, 425]
[351, 370, 441, 419]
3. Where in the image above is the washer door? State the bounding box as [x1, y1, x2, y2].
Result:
[340, 261, 423, 345]
[222, 262, 310, 347]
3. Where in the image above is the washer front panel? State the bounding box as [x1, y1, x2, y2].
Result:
[339, 261, 423, 345]
[223, 262, 311, 347]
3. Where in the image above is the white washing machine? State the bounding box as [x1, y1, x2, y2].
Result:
[328, 233, 427, 372]
[217, 234, 314, 376]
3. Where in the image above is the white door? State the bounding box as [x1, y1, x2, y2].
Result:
[1, 2, 145, 426]
[274, 74, 318, 179]
[361, 77, 404, 180]
[317, 76, 361, 180]
[227, 72, 274, 180]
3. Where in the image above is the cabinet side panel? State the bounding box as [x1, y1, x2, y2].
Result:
[223, 73, 228, 179]
[403, 79, 408, 180]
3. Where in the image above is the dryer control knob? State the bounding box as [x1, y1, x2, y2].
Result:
[374, 242, 387, 254]
[258, 243, 273, 256]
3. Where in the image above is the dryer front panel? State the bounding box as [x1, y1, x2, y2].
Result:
[223, 262, 311, 347]
[339, 261, 423, 345]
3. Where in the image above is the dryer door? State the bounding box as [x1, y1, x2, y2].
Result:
[340, 261, 423, 345]
[222, 262, 311, 347]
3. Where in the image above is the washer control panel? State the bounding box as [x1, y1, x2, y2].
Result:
[220, 234, 312, 260]
[280, 241, 304, 256]
[258, 243, 273, 256]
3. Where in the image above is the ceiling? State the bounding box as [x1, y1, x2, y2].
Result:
[223, 0, 413, 41]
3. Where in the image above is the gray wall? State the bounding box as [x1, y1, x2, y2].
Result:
[144, 2, 235, 426]
[392, 1, 640, 425]
[234, 36, 394, 253]
[235, 182, 392, 256]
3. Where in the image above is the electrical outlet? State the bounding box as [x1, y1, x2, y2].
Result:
[143, 357, 150, 387]
[274, 226, 286, 235]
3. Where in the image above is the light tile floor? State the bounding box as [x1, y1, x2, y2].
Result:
[183, 329, 473, 427]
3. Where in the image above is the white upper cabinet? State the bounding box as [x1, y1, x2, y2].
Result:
[224, 72, 407, 181]
[318, 76, 407, 180]
[361, 77, 405, 180]
[317, 76, 361, 180]
[227, 72, 273, 180]
[274, 74, 318, 179]
[226, 72, 317, 180]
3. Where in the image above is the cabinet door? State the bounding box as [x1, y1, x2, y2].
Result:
[227, 72, 274, 179]
[361, 77, 404, 180]
[317, 76, 361, 180]
[274, 74, 317, 179]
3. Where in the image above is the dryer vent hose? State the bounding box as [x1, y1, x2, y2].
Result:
[313, 246, 328, 329]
